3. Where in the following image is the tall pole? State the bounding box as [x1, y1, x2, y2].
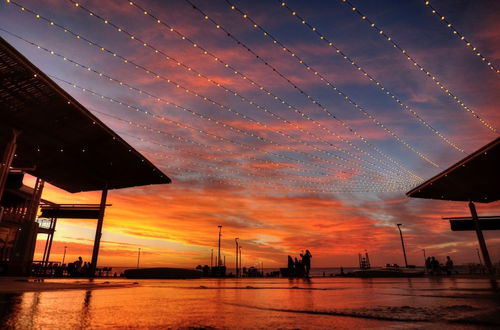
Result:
[90, 185, 108, 277]
[422, 249, 426, 265]
[217, 225, 222, 267]
[235, 238, 239, 277]
[137, 248, 141, 268]
[469, 202, 494, 275]
[210, 249, 213, 268]
[62, 246, 67, 264]
[397, 224, 408, 268]
[239, 246, 242, 276]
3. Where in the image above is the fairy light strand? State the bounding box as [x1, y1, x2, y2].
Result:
[0, 8, 417, 183]
[51, 75, 349, 178]
[3, 0, 422, 186]
[335, 0, 498, 133]
[223, 0, 445, 167]
[100, 111, 410, 192]
[423, 0, 499, 76]
[123, 0, 405, 179]
[226, 0, 465, 155]
[146, 145, 412, 193]
[1, 4, 352, 175]
[115, 121, 415, 193]
[53, 72, 410, 188]
[66, 0, 412, 180]
[182, 0, 423, 179]
[62, 77, 411, 189]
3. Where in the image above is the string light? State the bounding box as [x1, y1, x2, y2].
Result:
[52, 76, 349, 178]
[221, 0, 451, 166]
[147, 148, 413, 194]
[422, 0, 499, 76]
[57, 75, 412, 189]
[68, 0, 420, 179]
[56, 78, 368, 178]
[132, 0, 421, 179]
[102, 112, 411, 192]
[124, 125, 415, 194]
[182, 0, 425, 180]
[0, 7, 350, 175]
[3, 0, 424, 186]
[0, 11, 417, 184]
[121, 132, 315, 182]
[238, 0, 468, 155]
[335, 0, 497, 133]
[65, 0, 413, 180]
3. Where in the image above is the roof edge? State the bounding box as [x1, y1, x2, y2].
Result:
[406, 137, 500, 198]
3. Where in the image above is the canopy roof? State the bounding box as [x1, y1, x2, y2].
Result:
[442, 216, 500, 231]
[406, 137, 500, 203]
[0, 37, 171, 192]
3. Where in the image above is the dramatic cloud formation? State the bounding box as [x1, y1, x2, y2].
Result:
[2, 0, 499, 269]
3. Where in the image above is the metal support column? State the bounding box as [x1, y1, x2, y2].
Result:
[0, 130, 20, 204]
[397, 224, 408, 268]
[469, 201, 494, 275]
[44, 217, 57, 266]
[90, 186, 108, 277]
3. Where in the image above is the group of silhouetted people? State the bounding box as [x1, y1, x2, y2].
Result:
[425, 255, 454, 275]
[31, 256, 114, 277]
[287, 250, 312, 278]
[66, 256, 92, 276]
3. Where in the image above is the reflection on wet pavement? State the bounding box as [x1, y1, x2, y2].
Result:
[0, 277, 499, 329]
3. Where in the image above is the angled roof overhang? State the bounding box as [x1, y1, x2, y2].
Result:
[0, 37, 171, 192]
[406, 137, 500, 203]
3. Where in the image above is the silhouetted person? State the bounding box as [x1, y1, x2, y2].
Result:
[430, 256, 440, 275]
[425, 257, 431, 273]
[294, 257, 304, 277]
[445, 256, 454, 275]
[75, 256, 83, 271]
[287, 255, 294, 277]
[301, 250, 312, 277]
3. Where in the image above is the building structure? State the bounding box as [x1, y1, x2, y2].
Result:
[0, 37, 171, 276]
[407, 137, 499, 275]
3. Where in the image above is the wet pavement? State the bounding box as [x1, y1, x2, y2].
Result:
[1, 277, 499, 329]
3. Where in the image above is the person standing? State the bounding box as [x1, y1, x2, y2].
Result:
[302, 250, 312, 277]
[425, 257, 432, 273]
[431, 256, 440, 275]
[287, 255, 294, 277]
[445, 256, 454, 275]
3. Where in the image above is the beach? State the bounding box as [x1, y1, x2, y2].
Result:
[1, 277, 499, 329]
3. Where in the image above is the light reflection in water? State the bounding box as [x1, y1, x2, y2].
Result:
[0, 277, 498, 329]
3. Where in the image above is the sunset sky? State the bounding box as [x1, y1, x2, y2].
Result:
[1, 0, 499, 269]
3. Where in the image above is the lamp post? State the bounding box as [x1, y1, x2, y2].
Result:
[137, 248, 141, 268]
[397, 224, 408, 268]
[217, 225, 222, 267]
[235, 238, 239, 277]
[239, 246, 242, 276]
[62, 246, 67, 264]
[210, 249, 213, 269]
